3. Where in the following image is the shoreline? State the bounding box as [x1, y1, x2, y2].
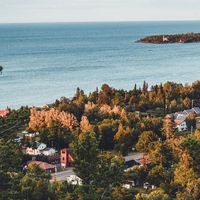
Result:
[2, 79, 200, 110]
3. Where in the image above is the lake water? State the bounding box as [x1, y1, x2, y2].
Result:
[1, 21, 200, 109]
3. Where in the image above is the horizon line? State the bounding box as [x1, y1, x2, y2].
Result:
[1, 19, 200, 25]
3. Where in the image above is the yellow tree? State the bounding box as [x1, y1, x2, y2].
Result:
[174, 152, 200, 200]
[162, 116, 176, 140]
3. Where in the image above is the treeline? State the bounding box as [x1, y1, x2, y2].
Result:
[26, 81, 200, 153]
[2, 80, 200, 154]
[55, 81, 200, 116]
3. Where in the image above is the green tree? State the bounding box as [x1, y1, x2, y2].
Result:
[72, 132, 126, 199]
[0, 140, 22, 173]
[19, 164, 51, 200]
[98, 119, 119, 150]
[114, 124, 134, 155]
[72, 132, 99, 199]
[135, 188, 170, 200]
[182, 137, 200, 173]
[136, 131, 158, 153]
[95, 152, 125, 198]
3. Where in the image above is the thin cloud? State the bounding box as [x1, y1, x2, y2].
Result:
[0, 0, 200, 23]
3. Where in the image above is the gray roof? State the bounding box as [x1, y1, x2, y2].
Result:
[193, 107, 200, 114]
[184, 109, 193, 114]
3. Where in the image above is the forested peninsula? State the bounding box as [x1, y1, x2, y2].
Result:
[137, 32, 200, 44]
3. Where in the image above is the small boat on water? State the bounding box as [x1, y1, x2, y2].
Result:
[0, 66, 3, 74]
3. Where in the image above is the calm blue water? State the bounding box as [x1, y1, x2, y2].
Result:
[1, 21, 200, 109]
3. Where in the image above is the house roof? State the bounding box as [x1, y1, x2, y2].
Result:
[28, 161, 55, 170]
[184, 109, 194, 114]
[36, 142, 46, 148]
[124, 153, 144, 162]
[176, 114, 187, 121]
[175, 119, 186, 126]
[183, 107, 200, 115]
[0, 109, 10, 117]
[164, 114, 173, 119]
[42, 148, 56, 152]
[174, 112, 185, 118]
[193, 107, 200, 115]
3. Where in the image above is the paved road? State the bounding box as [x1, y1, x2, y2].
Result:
[51, 167, 75, 182]
[51, 153, 143, 182]
[124, 152, 144, 162]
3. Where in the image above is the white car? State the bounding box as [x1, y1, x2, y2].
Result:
[122, 181, 135, 189]
[66, 175, 82, 185]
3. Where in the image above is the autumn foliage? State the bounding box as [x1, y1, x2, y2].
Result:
[29, 107, 78, 131]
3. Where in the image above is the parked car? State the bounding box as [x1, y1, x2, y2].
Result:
[66, 175, 82, 185]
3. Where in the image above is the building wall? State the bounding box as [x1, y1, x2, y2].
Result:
[60, 148, 74, 168]
[26, 147, 40, 155]
[177, 122, 187, 132]
[60, 148, 68, 168]
[42, 149, 56, 156]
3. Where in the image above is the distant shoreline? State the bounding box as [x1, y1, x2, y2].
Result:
[137, 32, 200, 44]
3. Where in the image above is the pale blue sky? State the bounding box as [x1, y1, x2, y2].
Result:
[0, 0, 200, 23]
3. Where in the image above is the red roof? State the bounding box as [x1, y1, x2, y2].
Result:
[164, 114, 173, 119]
[28, 161, 55, 170]
[0, 109, 10, 117]
[175, 119, 185, 126]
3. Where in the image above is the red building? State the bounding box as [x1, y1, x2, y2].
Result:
[0, 109, 10, 118]
[60, 148, 74, 168]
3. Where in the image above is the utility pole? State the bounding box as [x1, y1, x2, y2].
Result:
[54, 166, 57, 182]
[192, 99, 194, 108]
[191, 126, 194, 134]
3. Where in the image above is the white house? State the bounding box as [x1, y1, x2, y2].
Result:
[41, 148, 56, 156]
[165, 107, 200, 132]
[26, 147, 40, 156]
[25, 142, 47, 156]
[175, 119, 187, 132]
[37, 143, 47, 151]
[24, 131, 40, 138]
[176, 113, 187, 121]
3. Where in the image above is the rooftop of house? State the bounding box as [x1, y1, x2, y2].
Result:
[124, 153, 144, 162]
[174, 111, 185, 118]
[24, 131, 39, 136]
[28, 141, 46, 149]
[42, 147, 56, 152]
[176, 114, 187, 121]
[165, 107, 200, 121]
[193, 107, 200, 114]
[28, 160, 55, 170]
[0, 109, 10, 117]
[164, 114, 173, 119]
[175, 119, 186, 126]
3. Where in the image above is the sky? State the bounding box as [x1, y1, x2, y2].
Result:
[0, 0, 200, 23]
